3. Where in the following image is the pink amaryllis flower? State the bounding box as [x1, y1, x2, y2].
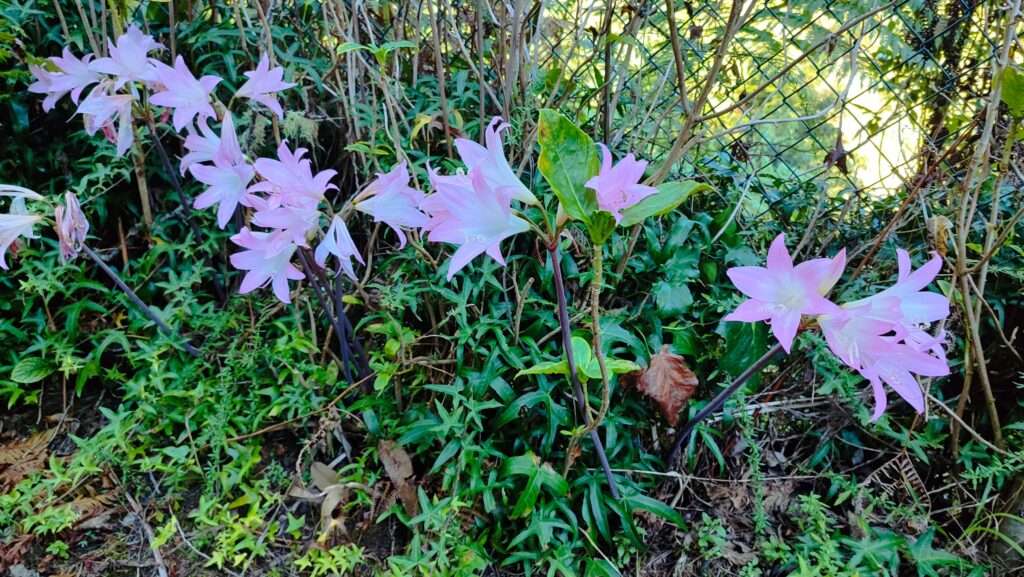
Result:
[247, 141, 337, 208]
[819, 249, 950, 420]
[454, 117, 538, 205]
[235, 53, 296, 119]
[229, 227, 304, 304]
[0, 186, 44, 270]
[89, 24, 163, 89]
[585, 144, 657, 222]
[77, 85, 135, 156]
[150, 55, 221, 132]
[54, 192, 90, 263]
[179, 118, 221, 176]
[191, 114, 255, 228]
[28, 48, 100, 111]
[421, 167, 530, 280]
[352, 161, 427, 248]
[315, 215, 363, 281]
[723, 233, 845, 352]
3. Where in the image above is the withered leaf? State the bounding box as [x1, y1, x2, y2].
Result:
[632, 345, 699, 427]
[310, 462, 339, 492]
[823, 133, 850, 174]
[378, 440, 418, 516]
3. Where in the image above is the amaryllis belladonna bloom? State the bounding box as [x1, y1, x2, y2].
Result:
[421, 167, 529, 280]
[191, 114, 255, 228]
[352, 161, 427, 248]
[77, 85, 135, 156]
[89, 24, 163, 89]
[724, 233, 845, 352]
[247, 141, 337, 208]
[54, 192, 89, 263]
[235, 53, 296, 119]
[180, 119, 221, 176]
[454, 117, 538, 205]
[585, 144, 657, 222]
[28, 48, 100, 111]
[0, 186, 44, 271]
[150, 55, 221, 132]
[229, 228, 304, 304]
[315, 215, 363, 281]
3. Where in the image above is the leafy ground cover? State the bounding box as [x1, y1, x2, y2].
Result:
[1, 1, 1023, 576]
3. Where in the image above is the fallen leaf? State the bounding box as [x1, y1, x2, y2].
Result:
[378, 440, 418, 516]
[310, 462, 339, 492]
[823, 132, 850, 174]
[631, 345, 699, 426]
[0, 428, 56, 490]
[317, 485, 350, 544]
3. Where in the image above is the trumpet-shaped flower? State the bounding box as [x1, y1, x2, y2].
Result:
[454, 117, 537, 205]
[352, 161, 427, 248]
[315, 215, 363, 280]
[819, 310, 949, 420]
[180, 119, 221, 175]
[229, 227, 304, 304]
[585, 144, 657, 222]
[421, 168, 530, 280]
[150, 55, 221, 132]
[235, 53, 296, 119]
[190, 114, 254, 228]
[0, 186, 44, 270]
[28, 48, 100, 111]
[723, 233, 845, 352]
[77, 86, 134, 156]
[54, 192, 90, 263]
[89, 24, 163, 88]
[250, 201, 320, 247]
[247, 141, 336, 207]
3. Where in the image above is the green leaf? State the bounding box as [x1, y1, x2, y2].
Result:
[537, 109, 600, 225]
[11, 357, 54, 384]
[1002, 66, 1024, 118]
[908, 529, 963, 577]
[336, 41, 368, 55]
[588, 211, 617, 244]
[719, 321, 768, 384]
[625, 494, 685, 527]
[619, 180, 711, 226]
[654, 280, 693, 316]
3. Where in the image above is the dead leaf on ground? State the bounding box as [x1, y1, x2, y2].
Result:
[0, 428, 57, 490]
[628, 345, 699, 426]
[378, 440, 418, 516]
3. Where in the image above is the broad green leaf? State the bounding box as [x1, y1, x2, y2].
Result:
[336, 41, 368, 55]
[1002, 66, 1024, 118]
[654, 280, 693, 316]
[537, 109, 600, 225]
[625, 494, 685, 527]
[908, 529, 963, 577]
[719, 321, 768, 384]
[516, 360, 567, 377]
[11, 357, 54, 384]
[619, 180, 711, 226]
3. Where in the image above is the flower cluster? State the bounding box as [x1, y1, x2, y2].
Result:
[724, 234, 950, 419]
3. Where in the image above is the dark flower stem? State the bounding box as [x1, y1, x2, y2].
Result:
[83, 245, 201, 358]
[665, 341, 784, 465]
[142, 114, 227, 304]
[296, 250, 355, 385]
[548, 244, 621, 500]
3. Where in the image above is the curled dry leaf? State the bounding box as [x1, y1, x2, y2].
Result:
[628, 345, 699, 427]
[378, 440, 418, 516]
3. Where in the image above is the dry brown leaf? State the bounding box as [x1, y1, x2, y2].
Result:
[317, 485, 350, 544]
[0, 429, 56, 490]
[378, 440, 418, 516]
[632, 346, 699, 426]
[310, 462, 339, 492]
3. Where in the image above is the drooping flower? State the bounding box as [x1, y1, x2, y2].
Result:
[150, 55, 221, 132]
[229, 227, 304, 304]
[235, 53, 296, 119]
[179, 118, 221, 176]
[352, 161, 427, 248]
[819, 311, 949, 421]
[190, 114, 254, 228]
[315, 215, 363, 281]
[454, 117, 538, 205]
[89, 24, 163, 88]
[247, 141, 336, 208]
[54, 192, 90, 263]
[818, 249, 950, 420]
[28, 48, 100, 111]
[585, 144, 657, 222]
[76, 85, 135, 156]
[421, 167, 530, 280]
[0, 186, 45, 270]
[723, 233, 845, 352]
